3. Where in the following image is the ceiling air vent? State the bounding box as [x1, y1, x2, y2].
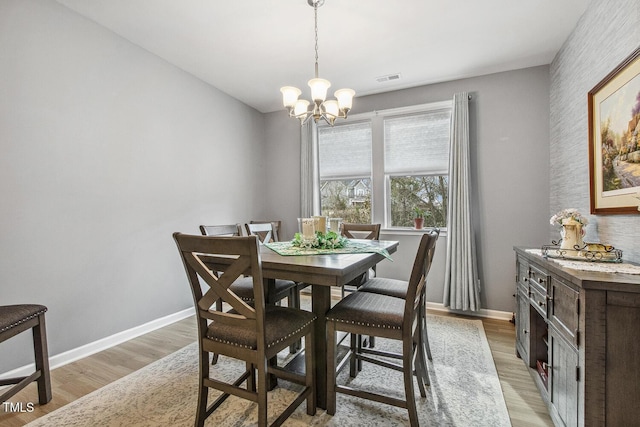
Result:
[376, 73, 402, 83]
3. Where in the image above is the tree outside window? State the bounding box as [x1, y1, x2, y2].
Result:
[389, 175, 448, 227]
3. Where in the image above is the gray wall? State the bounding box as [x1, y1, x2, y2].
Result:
[550, 0, 640, 262]
[264, 66, 552, 313]
[0, 0, 265, 371]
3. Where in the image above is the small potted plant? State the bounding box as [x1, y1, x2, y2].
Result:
[413, 207, 425, 229]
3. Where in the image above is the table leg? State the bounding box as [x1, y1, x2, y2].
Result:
[312, 285, 332, 409]
[265, 278, 278, 390]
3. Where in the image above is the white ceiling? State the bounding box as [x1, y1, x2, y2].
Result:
[56, 0, 588, 114]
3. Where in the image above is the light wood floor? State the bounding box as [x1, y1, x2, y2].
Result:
[1, 300, 553, 427]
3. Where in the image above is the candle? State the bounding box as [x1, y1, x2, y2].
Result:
[329, 218, 342, 233]
[301, 218, 315, 238]
[313, 216, 327, 234]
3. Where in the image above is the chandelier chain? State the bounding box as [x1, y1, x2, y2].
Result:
[314, 2, 319, 78]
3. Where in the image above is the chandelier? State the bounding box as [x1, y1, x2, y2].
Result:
[280, 0, 355, 126]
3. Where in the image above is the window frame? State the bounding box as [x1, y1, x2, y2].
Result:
[317, 100, 452, 232]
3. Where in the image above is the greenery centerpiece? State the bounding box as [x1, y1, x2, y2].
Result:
[292, 230, 348, 250]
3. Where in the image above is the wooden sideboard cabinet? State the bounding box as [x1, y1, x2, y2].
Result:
[514, 247, 640, 427]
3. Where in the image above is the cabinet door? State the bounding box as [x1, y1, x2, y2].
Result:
[549, 327, 579, 427]
[517, 256, 529, 287]
[515, 288, 530, 363]
[549, 277, 579, 347]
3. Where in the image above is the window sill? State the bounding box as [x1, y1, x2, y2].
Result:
[380, 227, 447, 237]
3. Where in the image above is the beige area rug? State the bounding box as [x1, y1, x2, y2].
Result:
[27, 315, 511, 426]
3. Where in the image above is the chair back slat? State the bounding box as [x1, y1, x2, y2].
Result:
[250, 220, 282, 241]
[186, 254, 255, 319]
[245, 222, 275, 243]
[340, 223, 381, 240]
[425, 228, 440, 276]
[173, 233, 265, 329]
[405, 230, 439, 319]
[199, 224, 242, 237]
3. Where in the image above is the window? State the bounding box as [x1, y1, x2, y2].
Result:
[318, 101, 451, 229]
[318, 121, 372, 223]
[384, 109, 450, 228]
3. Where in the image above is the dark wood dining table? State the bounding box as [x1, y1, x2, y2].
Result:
[258, 239, 399, 409]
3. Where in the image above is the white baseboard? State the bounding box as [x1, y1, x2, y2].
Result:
[1, 307, 195, 380]
[426, 302, 513, 321]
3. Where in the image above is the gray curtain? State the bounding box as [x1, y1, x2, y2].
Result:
[443, 92, 480, 311]
[300, 121, 321, 217]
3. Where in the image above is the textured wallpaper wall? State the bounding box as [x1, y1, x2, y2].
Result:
[550, 0, 640, 262]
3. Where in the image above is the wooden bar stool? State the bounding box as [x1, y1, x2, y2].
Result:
[0, 304, 52, 405]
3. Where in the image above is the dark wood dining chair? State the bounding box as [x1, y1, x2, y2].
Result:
[359, 228, 440, 364]
[200, 224, 301, 355]
[339, 223, 382, 349]
[340, 222, 381, 240]
[326, 231, 438, 427]
[173, 233, 316, 427]
[0, 304, 52, 405]
[245, 222, 309, 353]
[340, 223, 382, 293]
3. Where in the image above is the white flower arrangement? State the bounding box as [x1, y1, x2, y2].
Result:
[292, 231, 348, 249]
[550, 208, 589, 227]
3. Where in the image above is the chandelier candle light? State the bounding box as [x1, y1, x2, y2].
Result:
[280, 0, 355, 126]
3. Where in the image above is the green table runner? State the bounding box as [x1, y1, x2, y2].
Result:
[264, 240, 392, 260]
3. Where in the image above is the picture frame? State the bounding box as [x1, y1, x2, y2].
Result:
[588, 46, 640, 214]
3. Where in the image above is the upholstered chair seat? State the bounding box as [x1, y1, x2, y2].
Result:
[326, 291, 405, 330]
[0, 305, 47, 334]
[207, 305, 316, 351]
[229, 276, 298, 302]
[358, 277, 409, 299]
[0, 304, 52, 405]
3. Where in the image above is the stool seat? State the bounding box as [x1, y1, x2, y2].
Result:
[0, 305, 48, 335]
[0, 304, 52, 405]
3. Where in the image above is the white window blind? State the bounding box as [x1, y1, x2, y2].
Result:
[384, 110, 451, 175]
[319, 121, 372, 179]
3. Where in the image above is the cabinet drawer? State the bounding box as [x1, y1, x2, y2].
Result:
[528, 264, 549, 295]
[530, 285, 548, 317]
[549, 277, 579, 347]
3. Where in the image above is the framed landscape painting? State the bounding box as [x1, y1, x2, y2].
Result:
[588, 46, 640, 214]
